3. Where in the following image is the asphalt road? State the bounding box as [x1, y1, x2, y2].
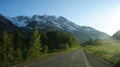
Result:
[23, 48, 113, 67]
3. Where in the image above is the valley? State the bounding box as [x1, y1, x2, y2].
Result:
[1, 0, 120, 67]
[0, 13, 120, 67]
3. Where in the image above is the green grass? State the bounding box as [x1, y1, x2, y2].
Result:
[83, 39, 120, 64]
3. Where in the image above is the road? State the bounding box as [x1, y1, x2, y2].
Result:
[23, 48, 112, 67]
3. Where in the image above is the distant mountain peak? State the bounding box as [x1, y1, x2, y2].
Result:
[0, 13, 3, 16]
[4, 14, 110, 42]
[0, 13, 20, 32]
[0, 13, 5, 18]
[112, 30, 120, 39]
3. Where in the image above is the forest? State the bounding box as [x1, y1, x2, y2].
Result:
[0, 29, 79, 66]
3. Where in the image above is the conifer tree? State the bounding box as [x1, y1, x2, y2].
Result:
[13, 32, 23, 62]
[41, 32, 48, 46]
[14, 48, 22, 62]
[28, 29, 42, 58]
[2, 31, 14, 63]
[0, 40, 3, 62]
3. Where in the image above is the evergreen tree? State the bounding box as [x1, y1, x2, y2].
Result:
[14, 48, 22, 62]
[13, 31, 22, 50]
[60, 43, 69, 49]
[43, 46, 48, 54]
[13, 32, 23, 62]
[2, 31, 14, 63]
[22, 36, 30, 59]
[63, 36, 73, 47]
[0, 39, 3, 62]
[41, 32, 48, 46]
[28, 29, 42, 59]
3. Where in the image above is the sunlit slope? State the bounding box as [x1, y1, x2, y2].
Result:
[83, 39, 120, 64]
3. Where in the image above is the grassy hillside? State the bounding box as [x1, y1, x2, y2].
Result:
[83, 39, 120, 64]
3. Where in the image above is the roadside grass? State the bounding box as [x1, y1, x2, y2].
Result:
[0, 62, 10, 67]
[83, 40, 120, 64]
[11, 46, 80, 67]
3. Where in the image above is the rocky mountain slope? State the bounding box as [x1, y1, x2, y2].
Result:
[0, 14, 110, 42]
[112, 30, 120, 39]
[0, 14, 20, 33]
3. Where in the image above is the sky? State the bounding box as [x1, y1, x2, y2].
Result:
[0, 0, 120, 35]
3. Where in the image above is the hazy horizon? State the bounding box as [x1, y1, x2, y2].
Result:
[0, 0, 120, 35]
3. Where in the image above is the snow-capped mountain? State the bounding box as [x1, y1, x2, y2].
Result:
[9, 16, 31, 27]
[9, 15, 80, 31]
[9, 15, 98, 32]
[6, 14, 110, 42]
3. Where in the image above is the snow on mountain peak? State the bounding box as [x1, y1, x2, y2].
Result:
[32, 15, 42, 22]
[3, 14, 110, 42]
[57, 16, 67, 22]
[8, 15, 99, 32]
[8, 15, 82, 31]
[81, 26, 97, 32]
[9, 16, 31, 27]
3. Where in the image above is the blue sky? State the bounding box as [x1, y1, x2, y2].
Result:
[0, 0, 120, 35]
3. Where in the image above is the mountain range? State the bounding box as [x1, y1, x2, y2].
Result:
[0, 14, 110, 42]
[112, 30, 120, 39]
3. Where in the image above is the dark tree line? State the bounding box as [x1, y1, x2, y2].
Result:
[0, 29, 79, 66]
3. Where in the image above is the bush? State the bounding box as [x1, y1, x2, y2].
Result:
[43, 46, 48, 54]
[60, 43, 69, 49]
